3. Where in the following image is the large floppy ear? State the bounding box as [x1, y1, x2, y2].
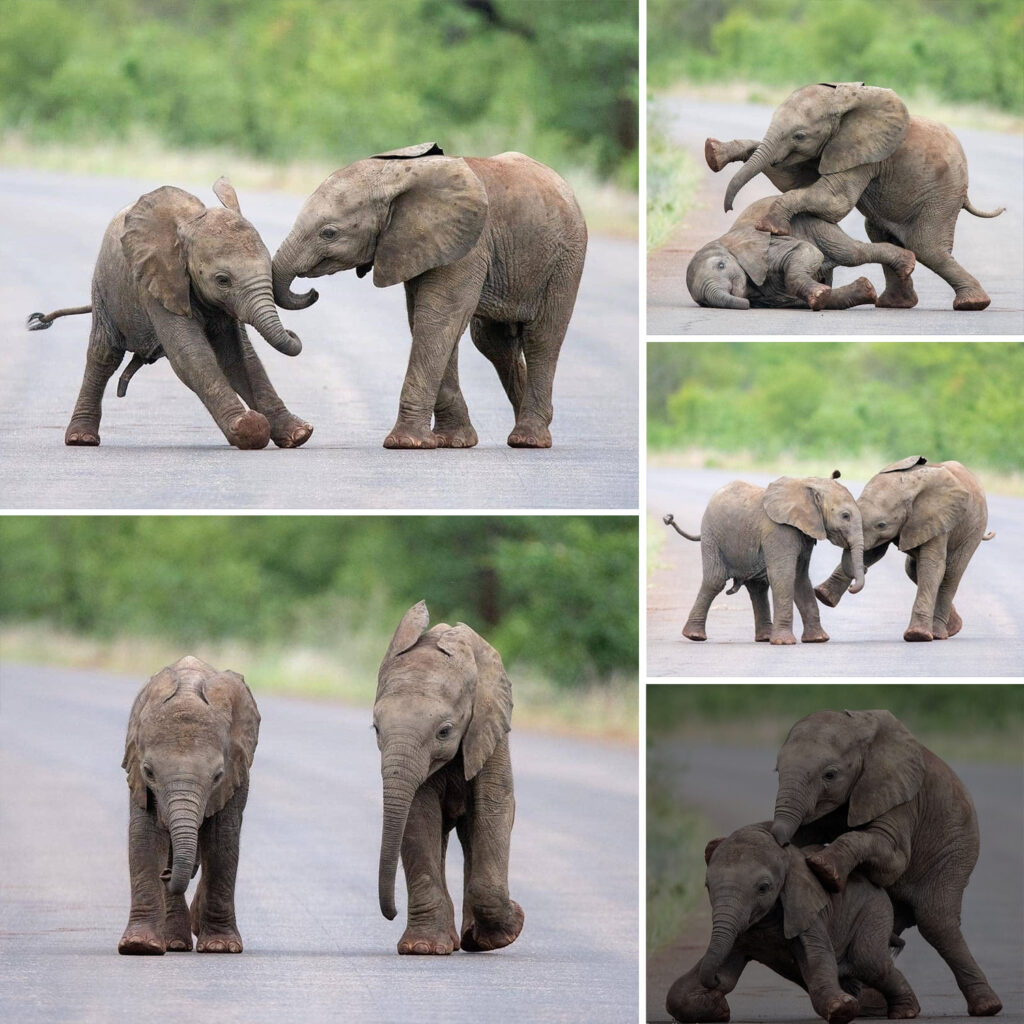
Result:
[201, 669, 261, 817]
[898, 466, 971, 553]
[763, 477, 826, 540]
[438, 624, 513, 781]
[845, 710, 925, 826]
[121, 668, 179, 809]
[379, 601, 431, 680]
[121, 186, 206, 316]
[780, 844, 831, 939]
[879, 455, 927, 474]
[819, 83, 909, 175]
[371, 154, 488, 288]
[703, 836, 726, 865]
[721, 228, 771, 287]
[212, 176, 242, 214]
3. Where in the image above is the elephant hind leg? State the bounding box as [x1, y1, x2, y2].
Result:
[745, 580, 773, 642]
[865, 220, 920, 308]
[66, 314, 125, 445]
[432, 342, 478, 449]
[469, 317, 526, 419]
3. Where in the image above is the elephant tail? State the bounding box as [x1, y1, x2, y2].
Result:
[982, 531, 995, 541]
[725, 578, 742, 595]
[963, 197, 1005, 219]
[663, 513, 700, 541]
[27, 305, 92, 331]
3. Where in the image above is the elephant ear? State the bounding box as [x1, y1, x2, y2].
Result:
[780, 844, 831, 940]
[373, 142, 445, 159]
[845, 710, 925, 827]
[212, 176, 242, 214]
[438, 624, 512, 781]
[372, 155, 488, 288]
[377, 602, 431, 693]
[763, 477, 826, 540]
[819, 83, 909, 175]
[898, 465, 970, 552]
[879, 455, 928, 474]
[201, 669, 261, 817]
[121, 668, 179, 809]
[121, 186, 207, 316]
[703, 836, 726, 865]
[721, 228, 771, 287]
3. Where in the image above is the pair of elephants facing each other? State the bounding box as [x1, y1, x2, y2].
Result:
[666, 710, 1002, 1022]
[700, 82, 1004, 311]
[31, 143, 586, 451]
[117, 602, 523, 959]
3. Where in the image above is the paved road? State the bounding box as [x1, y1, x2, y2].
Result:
[647, 467, 1024, 677]
[646, 733, 1024, 1022]
[647, 96, 1024, 335]
[0, 168, 638, 509]
[0, 663, 638, 1023]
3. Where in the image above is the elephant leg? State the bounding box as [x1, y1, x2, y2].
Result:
[793, 920, 860, 1023]
[118, 803, 168, 954]
[684, 542, 728, 642]
[763, 531, 803, 644]
[65, 315, 124, 446]
[794, 548, 829, 643]
[665, 953, 748, 1023]
[844, 896, 920, 1018]
[932, 536, 980, 639]
[191, 780, 247, 953]
[757, 167, 873, 236]
[431, 343, 478, 449]
[805, 218, 916, 280]
[704, 138, 760, 172]
[469, 317, 526, 419]
[745, 580, 773, 642]
[784, 254, 877, 311]
[866, 220, 920, 308]
[815, 543, 889, 607]
[397, 783, 457, 954]
[806, 827, 909, 893]
[818, 278, 878, 309]
[903, 534, 950, 641]
[908, 242, 991, 310]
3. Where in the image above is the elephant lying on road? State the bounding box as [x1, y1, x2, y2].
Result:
[374, 601, 523, 955]
[664, 472, 864, 644]
[687, 197, 916, 310]
[815, 457, 993, 641]
[272, 143, 587, 450]
[28, 179, 311, 449]
[119, 656, 260, 955]
[666, 823, 920, 1023]
[706, 82, 1004, 309]
[772, 710, 1002, 1016]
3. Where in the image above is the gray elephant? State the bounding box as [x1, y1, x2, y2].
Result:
[687, 196, 916, 310]
[664, 472, 864, 645]
[706, 82, 1004, 309]
[374, 601, 523, 955]
[28, 178, 311, 449]
[814, 457, 993, 641]
[666, 823, 920, 1024]
[272, 142, 587, 450]
[771, 710, 1002, 1016]
[118, 656, 260, 955]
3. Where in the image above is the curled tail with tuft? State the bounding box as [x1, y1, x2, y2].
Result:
[27, 305, 92, 331]
[963, 197, 1005, 219]
[663, 513, 700, 542]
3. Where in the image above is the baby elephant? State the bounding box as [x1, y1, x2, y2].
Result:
[119, 656, 260, 955]
[664, 472, 864, 644]
[666, 823, 920, 1024]
[374, 601, 523, 955]
[28, 178, 311, 449]
[687, 197, 916, 310]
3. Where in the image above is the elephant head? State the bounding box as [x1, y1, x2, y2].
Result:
[122, 656, 260, 895]
[121, 178, 303, 356]
[272, 142, 489, 307]
[373, 601, 512, 921]
[771, 710, 925, 847]
[762, 472, 865, 592]
[686, 229, 770, 309]
[699, 823, 830, 989]
[724, 83, 909, 212]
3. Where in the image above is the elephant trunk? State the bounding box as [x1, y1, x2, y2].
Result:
[844, 542, 865, 594]
[272, 236, 319, 311]
[239, 286, 302, 357]
[378, 742, 430, 920]
[771, 782, 813, 847]
[703, 284, 750, 310]
[724, 128, 781, 212]
[164, 784, 204, 896]
[699, 904, 744, 989]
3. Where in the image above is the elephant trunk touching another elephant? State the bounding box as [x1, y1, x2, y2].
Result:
[237, 282, 304, 357]
[271, 234, 319, 311]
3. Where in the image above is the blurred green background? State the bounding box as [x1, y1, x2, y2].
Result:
[0, 515, 638, 736]
[647, 342, 1024, 486]
[0, 0, 638, 188]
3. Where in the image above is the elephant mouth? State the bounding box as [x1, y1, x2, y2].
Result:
[356, 261, 373, 278]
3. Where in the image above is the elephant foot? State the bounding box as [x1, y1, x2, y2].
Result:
[433, 423, 479, 449]
[944, 607, 963, 638]
[876, 285, 919, 309]
[825, 993, 860, 1024]
[892, 248, 916, 279]
[397, 923, 458, 956]
[666, 988, 731, 1023]
[227, 410, 271, 450]
[887, 997, 921, 1019]
[269, 413, 313, 449]
[813, 583, 843, 608]
[704, 138, 728, 173]
[164, 896, 193, 951]
[801, 626, 830, 643]
[65, 420, 101, 446]
[849, 277, 878, 307]
[805, 284, 832, 311]
[953, 288, 991, 311]
[507, 420, 552, 448]
[196, 927, 243, 953]
[903, 625, 934, 642]
[682, 624, 707, 642]
[384, 421, 438, 449]
[460, 900, 524, 952]
[118, 921, 167, 955]
[966, 985, 1002, 1016]
[769, 629, 798, 645]
[754, 627, 772, 642]
[806, 850, 846, 893]
[754, 212, 792, 236]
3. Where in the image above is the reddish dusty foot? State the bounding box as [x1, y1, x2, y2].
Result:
[754, 210, 792, 236]
[228, 410, 271, 450]
[892, 249, 916, 278]
[383, 421, 438, 449]
[432, 423, 479, 449]
[801, 626, 830, 643]
[666, 988, 731, 1023]
[805, 283, 832, 311]
[888, 997, 921, 1019]
[461, 901, 524, 952]
[770, 629, 798, 646]
[508, 419, 552, 448]
[683, 623, 707, 642]
[196, 927, 243, 953]
[903, 625, 934, 642]
[966, 985, 1002, 1015]
[806, 849, 846, 892]
[953, 288, 991, 311]
[164, 897, 193, 951]
[118, 920, 167, 955]
[847, 277, 878, 307]
[704, 138, 728, 173]
[270, 414, 313, 449]
[65, 420, 101, 446]
[825, 992, 860, 1024]
[939, 606, 964, 639]
[877, 281, 919, 309]
[814, 583, 844, 607]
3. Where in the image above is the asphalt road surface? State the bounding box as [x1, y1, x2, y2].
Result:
[647, 96, 1024, 335]
[0, 168, 638, 509]
[646, 734, 1024, 1022]
[647, 467, 1024, 677]
[0, 663, 638, 1024]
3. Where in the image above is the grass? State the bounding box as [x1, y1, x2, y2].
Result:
[0, 623, 637, 743]
[646, 109, 701, 251]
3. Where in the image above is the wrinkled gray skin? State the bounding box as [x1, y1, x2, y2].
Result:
[706, 83, 1004, 310]
[771, 710, 1002, 1017]
[815, 457, 993, 641]
[28, 178, 311, 449]
[118, 656, 260, 956]
[666, 823, 920, 1024]
[687, 196, 917, 310]
[664, 472, 864, 645]
[273, 142, 587, 449]
[373, 601, 523, 955]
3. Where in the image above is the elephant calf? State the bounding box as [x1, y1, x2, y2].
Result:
[664, 472, 864, 644]
[666, 823, 920, 1023]
[119, 657, 260, 955]
[687, 197, 916, 310]
[28, 178, 311, 449]
[373, 601, 523, 955]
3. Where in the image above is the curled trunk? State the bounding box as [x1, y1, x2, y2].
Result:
[240, 288, 303, 357]
[272, 237, 319, 311]
[771, 783, 812, 846]
[699, 909, 743, 989]
[377, 745, 430, 920]
[724, 128, 781, 212]
[843, 542, 865, 594]
[704, 285, 750, 310]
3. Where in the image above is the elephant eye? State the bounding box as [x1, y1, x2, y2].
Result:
[320, 226, 339, 241]
[214, 273, 231, 287]
[757, 880, 772, 894]
[877, 521, 887, 529]
[142, 764, 155, 781]
[717, 261, 726, 269]
[437, 724, 454, 741]
[212, 768, 225, 784]
[823, 768, 839, 781]
[841, 512, 851, 520]
[794, 131, 807, 140]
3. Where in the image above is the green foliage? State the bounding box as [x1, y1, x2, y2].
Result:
[647, 342, 1024, 473]
[648, 0, 1024, 114]
[646, 110, 700, 250]
[0, 516, 638, 688]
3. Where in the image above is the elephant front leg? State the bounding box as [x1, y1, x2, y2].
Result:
[806, 827, 909, 893]
[665, 953, 748, 1023]
[65, 318, 125, 446]
[764, 533, 804, 644]
[903, 535, 949, 641]
[794, 921, 860, 1024]
[191, 781, 247, 953]
[432, 343, 478, 448]
[794, 549, 829, 643]
[758, 168, 873, 236]
[118, 803, 169, 955]
[704, 138, 760, 172]
[815, 543, 890, 607]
